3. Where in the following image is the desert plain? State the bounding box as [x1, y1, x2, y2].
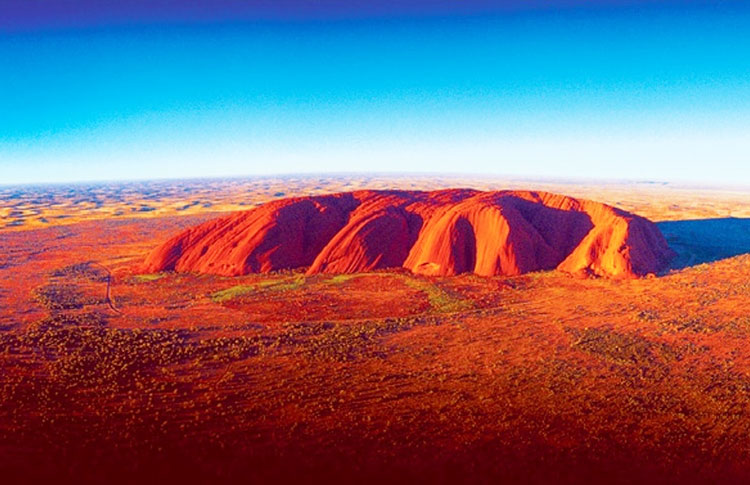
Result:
[2, 174, 750, 483]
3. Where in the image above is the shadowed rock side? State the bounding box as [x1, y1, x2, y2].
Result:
[144, 189, 675, 278]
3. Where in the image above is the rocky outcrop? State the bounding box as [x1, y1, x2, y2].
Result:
[143, 189, 675, 278]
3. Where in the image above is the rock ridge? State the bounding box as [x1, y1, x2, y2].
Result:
[143, 189, 675, 278]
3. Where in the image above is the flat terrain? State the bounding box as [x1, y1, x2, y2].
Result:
[3, 174, 750, 232]
[2, 176, 750, 483]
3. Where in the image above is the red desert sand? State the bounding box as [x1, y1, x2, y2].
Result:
[144, 189, 675, 279]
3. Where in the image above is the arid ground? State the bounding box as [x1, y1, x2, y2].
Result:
[2, 175, 750, 484]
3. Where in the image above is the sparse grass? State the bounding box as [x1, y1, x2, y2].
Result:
[211, 284, 256, 303]
[258, 275, 306, 291]
[325, 274, 364, 285]
[402, 277, 473, 313]
[211, 275, 306, 303]
[323, 272, 398, 285]
[525, 270, 556, 281]
[133, 273, 166, 283]
[324, 272, 473, 313]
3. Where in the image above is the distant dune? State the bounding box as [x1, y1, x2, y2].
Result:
[144, 189, 675, 279]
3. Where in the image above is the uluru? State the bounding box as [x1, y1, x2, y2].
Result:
[143, 189, 675, 279]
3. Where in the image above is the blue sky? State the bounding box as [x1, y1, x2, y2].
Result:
[2, 1, 749, 185]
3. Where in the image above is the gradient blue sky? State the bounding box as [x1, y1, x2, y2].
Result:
[2, 1, 749, 185]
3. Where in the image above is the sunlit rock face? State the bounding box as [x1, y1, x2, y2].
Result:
[144, 189, 675, 279]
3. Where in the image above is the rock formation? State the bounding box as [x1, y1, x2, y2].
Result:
[143, 189, 675, 278]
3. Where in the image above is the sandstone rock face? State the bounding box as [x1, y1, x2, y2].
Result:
[143, 190, 675, 278]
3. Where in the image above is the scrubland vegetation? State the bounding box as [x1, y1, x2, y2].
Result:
[2, 204, 750, 483]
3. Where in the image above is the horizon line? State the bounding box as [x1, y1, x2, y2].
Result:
[2, 171, 749, 192]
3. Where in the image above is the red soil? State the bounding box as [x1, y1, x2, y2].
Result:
[3, 184, 750, 484]
[144, 189, 675, 279]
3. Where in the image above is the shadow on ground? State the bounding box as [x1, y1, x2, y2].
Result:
[657, 218, 750, 270]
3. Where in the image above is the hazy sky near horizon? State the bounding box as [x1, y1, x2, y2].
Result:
[2, 1, 750, 185]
